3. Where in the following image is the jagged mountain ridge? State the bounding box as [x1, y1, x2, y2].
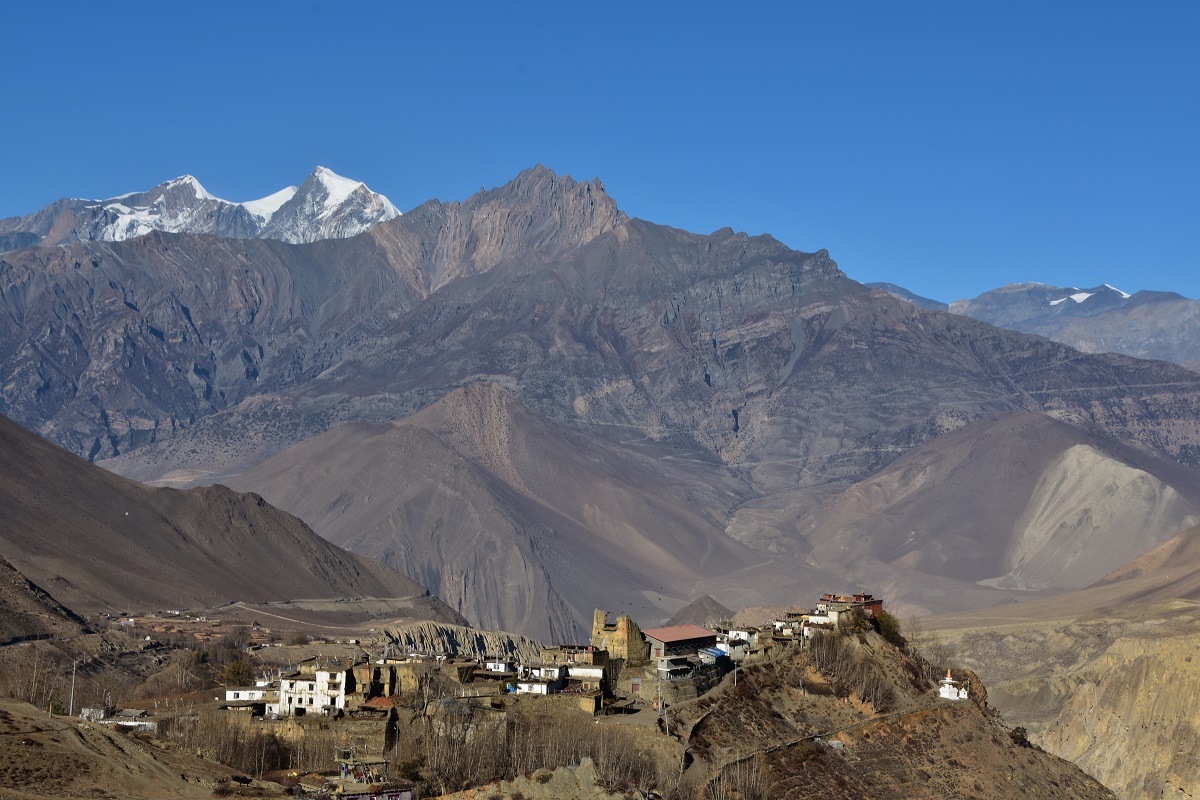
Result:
[0, 166, 625, 465]
[88, 192, 1200, 488]
[0, 410, 463, 626]
[0, 166, 399, 249]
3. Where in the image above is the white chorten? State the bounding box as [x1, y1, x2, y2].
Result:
[938, 668, 969, 701]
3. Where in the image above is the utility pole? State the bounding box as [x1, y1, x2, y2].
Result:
[657, 675, 669, 736]
[68, 661, 76, 717]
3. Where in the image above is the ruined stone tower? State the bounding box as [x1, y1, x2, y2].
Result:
[591, 609, 647, 666]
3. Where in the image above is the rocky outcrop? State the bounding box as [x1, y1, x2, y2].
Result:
[1041, 631, 1200, 799]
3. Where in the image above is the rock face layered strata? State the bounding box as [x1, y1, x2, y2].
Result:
[383, 620, 543, 663]
[1042, 630, 1200, 799]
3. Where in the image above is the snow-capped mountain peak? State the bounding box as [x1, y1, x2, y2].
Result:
[0, 168, 402, 250]
[257, 167, 401, 243]
[163, 174, 217, 201]
[313, 166, 364, 207]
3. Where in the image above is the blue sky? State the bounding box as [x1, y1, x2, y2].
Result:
[2, 2, 1196, 302]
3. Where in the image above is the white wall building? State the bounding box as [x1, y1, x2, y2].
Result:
[268, 668, 349, 716]
[515, 664, 566, 694]
[224, 681, 274, 703]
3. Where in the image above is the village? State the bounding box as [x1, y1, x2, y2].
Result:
[82, 591, 970, 799]
[207, 592, 962, 721]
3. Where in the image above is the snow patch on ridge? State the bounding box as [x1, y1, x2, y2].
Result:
[1048, 284, 1132, 307]
[241, 186, 299, 220]
[314, 166, 363, 207]
[1049, 292, 1095, 306]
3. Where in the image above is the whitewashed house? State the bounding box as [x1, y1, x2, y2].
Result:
[716, 628, 757, 660]
[515, 664, 566, 694]
[224, 678, 276, 704]
[268, 667, 350, 716]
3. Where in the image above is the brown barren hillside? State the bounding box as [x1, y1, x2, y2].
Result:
[0, 412, 462, 627]
[0, 698, 283, 800]
[228, 383, 834, 640]
[780, 412, 1200, 615]
[669, 628, 1114, 800]
[0, 555, 87, 644]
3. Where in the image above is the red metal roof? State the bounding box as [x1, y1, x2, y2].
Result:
[640, 624, 717, 643]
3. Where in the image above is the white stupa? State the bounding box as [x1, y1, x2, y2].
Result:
[938, 668, 969, 701]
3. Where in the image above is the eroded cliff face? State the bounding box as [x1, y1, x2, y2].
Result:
[383, 620, 543, 662]
[1037, 625, 1200, 800]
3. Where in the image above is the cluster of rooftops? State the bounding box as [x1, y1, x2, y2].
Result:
[214, 591, 977, 721]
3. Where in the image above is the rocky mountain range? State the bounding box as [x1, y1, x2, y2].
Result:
[0, 166, 399, 250]
[4, 166, 1200, 642]
[872, 280, 1200, 371]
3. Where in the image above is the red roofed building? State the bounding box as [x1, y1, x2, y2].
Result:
[819, 592, 884, 618]
[641, 624, 718, 659]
